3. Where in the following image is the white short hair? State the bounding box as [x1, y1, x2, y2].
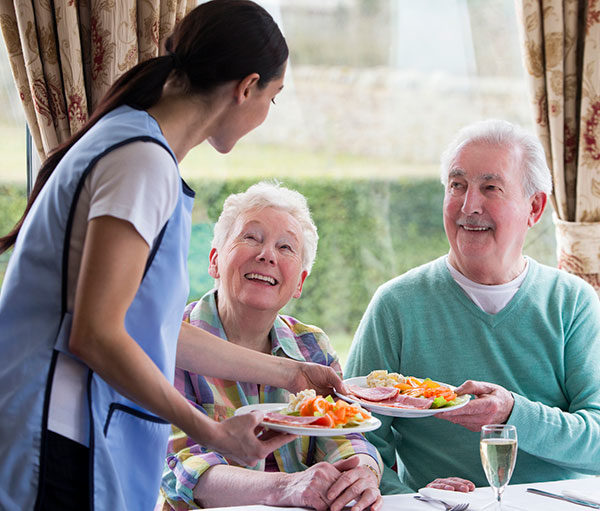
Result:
[212, 181, 319, 274]
[440, 119, 553, 197]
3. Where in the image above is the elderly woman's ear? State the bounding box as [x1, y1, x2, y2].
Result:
[208, 248, 220, 279]
[292, 271, 308, 299]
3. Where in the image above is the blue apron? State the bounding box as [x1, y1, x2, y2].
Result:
[0, 105, 194, 510]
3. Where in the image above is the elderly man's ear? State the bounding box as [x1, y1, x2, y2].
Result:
[528, 192, 547, 228]
[208, 248, 219, 279]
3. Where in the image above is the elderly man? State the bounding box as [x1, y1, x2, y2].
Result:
[345, 119, 600, 494]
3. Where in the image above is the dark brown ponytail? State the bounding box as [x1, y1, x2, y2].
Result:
[0, 0, 287, 253]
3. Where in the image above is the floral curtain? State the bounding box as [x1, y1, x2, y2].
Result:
[515, 0, 600, 294]
[0, 0, 192, 163]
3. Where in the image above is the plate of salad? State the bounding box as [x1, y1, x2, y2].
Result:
[337, 371, 471, 418]
[234, 390, 381, 436]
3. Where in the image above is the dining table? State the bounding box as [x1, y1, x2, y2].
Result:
[204, 476, 599, 511]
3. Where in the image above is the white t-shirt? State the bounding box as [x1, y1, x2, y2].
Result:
[445, 255, 529, 314]
[47, 141, 180, 445]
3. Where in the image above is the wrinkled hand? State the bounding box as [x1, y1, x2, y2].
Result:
[279, 456, 381, 511]
[327, 457, 382, 511]
[279, 458, 346, 511]
[287, 361, 346, 397]
[426, 477, 475, 492]
[204, 411, 297, 467]
[437, 380, 514, 431]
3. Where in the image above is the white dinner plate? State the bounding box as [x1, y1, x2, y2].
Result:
[234, 402, 382, 437]
[336, 376, 471, 418]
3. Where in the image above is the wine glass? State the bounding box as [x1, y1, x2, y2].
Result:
[480, 424, 517, 510]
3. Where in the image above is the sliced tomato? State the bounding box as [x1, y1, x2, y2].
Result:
[313, 397, 331, 415]
[300, 398, 316, 416]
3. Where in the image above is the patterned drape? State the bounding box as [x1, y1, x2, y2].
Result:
[0, 0, 193, 162]
[515, 0, 600, 294]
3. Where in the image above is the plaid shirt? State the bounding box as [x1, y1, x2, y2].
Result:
[160, 290, 382, 509]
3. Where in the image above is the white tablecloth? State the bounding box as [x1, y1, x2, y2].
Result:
[382, 477, 599, 510]
[205, 477, 599, 510]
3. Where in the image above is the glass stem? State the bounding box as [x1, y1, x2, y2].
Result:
[495, 488, 504, 510]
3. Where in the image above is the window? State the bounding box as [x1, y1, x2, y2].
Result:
[0, 1, 556, 362]
[181, 0, 556, 362]
[0, 35, 26, 283]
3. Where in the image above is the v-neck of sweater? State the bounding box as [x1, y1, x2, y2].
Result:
[436, 256, 537, 328]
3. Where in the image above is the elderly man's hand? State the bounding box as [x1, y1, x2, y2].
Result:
[426, 477, 475, 492]
[436, 380, 514, 431]
[287, 360, 346, 397]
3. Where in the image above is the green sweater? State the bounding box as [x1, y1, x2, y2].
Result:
[346, 256, 600, 494]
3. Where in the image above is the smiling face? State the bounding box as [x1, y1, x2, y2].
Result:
[209, 206, 307, 315]
[208, 62, 287, 154]
[443, 141, 546, 284]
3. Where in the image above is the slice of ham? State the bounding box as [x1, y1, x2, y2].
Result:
[379, 393, 433, 409]
[347, 384, 433, 409]
[263, 411, 334, 428]
[346, 384, 399, 401]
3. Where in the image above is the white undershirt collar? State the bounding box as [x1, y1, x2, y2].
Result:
[445, 255, 529, 314]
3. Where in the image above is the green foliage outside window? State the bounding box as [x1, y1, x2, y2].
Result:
[0, 184, 26, 278]
[185, 177, 555, 339]
[0, 178, 555, 361]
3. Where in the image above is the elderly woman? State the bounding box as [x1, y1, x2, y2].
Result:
[160, 182, 382, 511]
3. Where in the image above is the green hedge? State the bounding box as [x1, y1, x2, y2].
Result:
[187, 177, 555, 336]
[0, 184, 27, 278]
[0, 179, 556, 340]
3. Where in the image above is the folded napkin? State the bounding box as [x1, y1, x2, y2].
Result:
[418, 487, 496, 511]
[563, 489, 600, 506]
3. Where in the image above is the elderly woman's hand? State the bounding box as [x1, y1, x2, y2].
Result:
[277, 460, 346, 511]
[277, 456, 381, 511]
[326, 456, 382, 511]
[286, 360, 346, 397]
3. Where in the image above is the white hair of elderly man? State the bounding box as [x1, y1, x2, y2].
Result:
[440, 119, 553, 198]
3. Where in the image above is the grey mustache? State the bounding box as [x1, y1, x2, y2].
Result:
[457, 217, 493, 228]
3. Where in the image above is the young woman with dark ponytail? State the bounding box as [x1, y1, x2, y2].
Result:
[0, 2, 343, 510]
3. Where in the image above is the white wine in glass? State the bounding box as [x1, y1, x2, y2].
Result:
[480, 424, 517, 510]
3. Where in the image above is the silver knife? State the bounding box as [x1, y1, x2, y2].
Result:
[527, 488, 600, 509]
